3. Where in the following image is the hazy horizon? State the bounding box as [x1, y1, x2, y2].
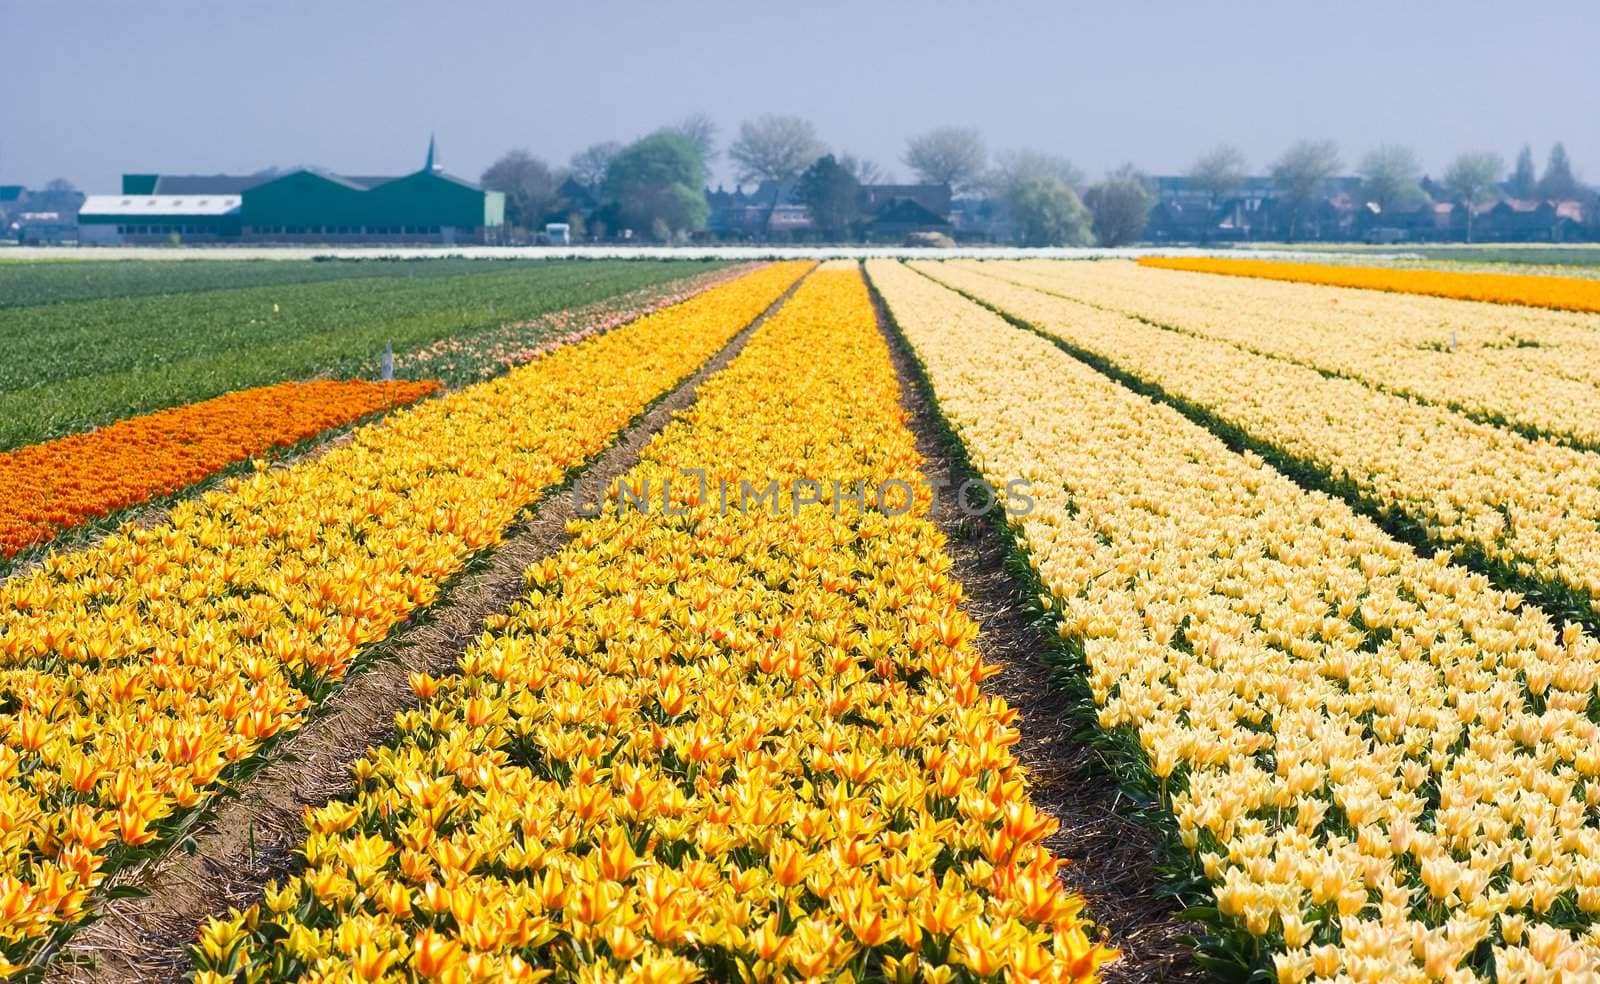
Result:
[6, 0, 1596, 193]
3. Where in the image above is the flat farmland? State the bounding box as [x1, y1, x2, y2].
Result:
[4, 254, 1600, 982]
[0, 259, 721, 449]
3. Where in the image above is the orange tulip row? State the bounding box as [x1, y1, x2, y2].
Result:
[0, 379, 440, 558]
[1138, 255, 1600, 314]
[0, 262, 811, 972]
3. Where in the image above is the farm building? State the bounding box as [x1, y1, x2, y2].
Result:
[706, 180, 955, 242]
[4, 183, 87, 243]
[79, 195, 244, 243]
[80, 140, 504, 244]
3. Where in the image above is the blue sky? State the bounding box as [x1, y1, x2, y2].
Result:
[5, 0, 1595, 192]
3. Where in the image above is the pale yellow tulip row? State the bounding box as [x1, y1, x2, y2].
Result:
[195, 267, 1114, 984]
[970, 258, 1600, 448]
[0, 261, 811, 968]
[914, 260, 1600, 620]
[868, 259, 1600, 984]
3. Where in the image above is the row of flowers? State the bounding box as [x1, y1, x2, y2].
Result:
[985, 259, 1600, 450]
[869, 259, 1600, 982]
[918, 261, 1600, 621]
[1, 263, 756, 565]
[370, 263, 758, 386]
[0, 262, 811, 971]
[0, 379, 439, 559]
[1138, 255, 1600, 316]
[193, 266, 1115, 983]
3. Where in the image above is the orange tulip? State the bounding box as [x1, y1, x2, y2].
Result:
[0, 379, 438, 557]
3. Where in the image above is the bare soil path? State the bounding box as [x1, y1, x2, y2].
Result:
[44, 272, 809, 983]
[868, 272, 1205, 983]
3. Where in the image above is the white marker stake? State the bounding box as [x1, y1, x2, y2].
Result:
[382, 342, 394, 381]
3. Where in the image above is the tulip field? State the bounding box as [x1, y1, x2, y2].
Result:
[5, 252, 1600, 982]
[0, 259, 717, 450]
[1137, 256, 1600, 314]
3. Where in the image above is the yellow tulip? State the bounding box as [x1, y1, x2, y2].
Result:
[193, 268, 1114, 982]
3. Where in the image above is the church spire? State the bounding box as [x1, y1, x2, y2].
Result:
[424, 133, 437, 172]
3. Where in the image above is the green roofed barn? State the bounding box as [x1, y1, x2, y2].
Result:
[79, 138, 505, 245]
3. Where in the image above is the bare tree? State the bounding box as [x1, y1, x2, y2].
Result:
[1442, 152, 1505, 242]
[1270, 139, 1341, 240]
[903, 126, 987, 194]
[990, 150, 1084, 195]
[569, 141, 622, 193]
[672, 113, 719, 167]
[728, 114, 826, 236]
[480, 149, 559, 229]
[1187, 144, 1248, 241]
[1189, 145, 1246, 205]
[838, 154, 884, 186]
[1357, 144, 1427, 213]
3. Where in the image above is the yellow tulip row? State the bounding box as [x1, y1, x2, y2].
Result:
[0, 261, 811, 970]
[193, 267, 1115, 984]
[867, 259, 1600, 983]
[975, 259, 1600, 448]
[914, 261, 1600, 619]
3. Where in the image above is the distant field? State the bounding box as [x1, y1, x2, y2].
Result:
[1397, 245, 1600, 267]
[0, 259, 717, 449]
[1242, 242, 1600, 279]
[1140, 254, 1600, 312]
[0, 256, 558, 308]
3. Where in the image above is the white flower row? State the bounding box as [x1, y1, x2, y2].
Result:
[867, 258, 1600, 984]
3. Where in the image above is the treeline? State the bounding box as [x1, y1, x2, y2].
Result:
[480, 116, 1153, 245]
[483, 113, 889, 243]
[481, 117, 1594, 245]
[1189, 139, 1590, 242]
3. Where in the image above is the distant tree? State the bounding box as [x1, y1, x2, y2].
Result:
[26, 178, 84, 216]
[1442, 151, 1506, 242]
[903, 126, 987, 194]
[672, 113, 719, 166]
[1270, 140, 1341, 240]
[1188, 144, 1247, 206]
[1510, 145, 1538, 199]
[602, 130, 709, 240]
[1539, 142, 1581, 200]
[480, 149, 559, 229]
[1186, 144, 1248, 242]
[569, 141, 622, 194]
[989, 150, 1084, 195]
[838, 154, 884, 186]
[728, 114, 825, 237]
[1083, 165, 1154, 247]
[1005, 176, 1092, 246]
[1357, 144, 1427, 214]
[797, 154, 863, 241]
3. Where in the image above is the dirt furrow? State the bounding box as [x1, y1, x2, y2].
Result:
[868, 269, 1204, 983]
[44, 271, 808, 983]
